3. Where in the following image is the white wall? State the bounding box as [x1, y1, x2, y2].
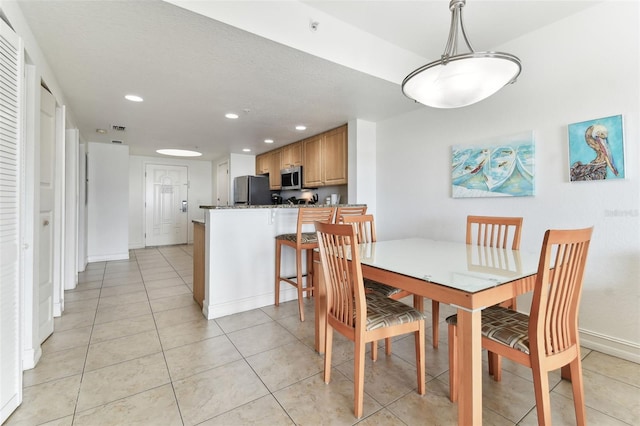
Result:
[375, 2, 639, 361]
[87, 142, 129, 261]
[128, 155, 213, 249]
[348, 119, 377, 216]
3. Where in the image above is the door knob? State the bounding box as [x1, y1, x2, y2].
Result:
[43, 220, 49, 226]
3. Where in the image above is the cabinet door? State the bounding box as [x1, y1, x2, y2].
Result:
[255, 153, 269, 175]
[282, 142, 302, 168]
[269, 150, 282, 189]
[323, 125, 348, 185]
[303, 136, 323, 187]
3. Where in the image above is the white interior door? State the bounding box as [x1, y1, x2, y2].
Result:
[145, 164, 188, 246]
[38, 85, 55, 343]
[0, 19, 23, 424]
[217, 160, 229, 206]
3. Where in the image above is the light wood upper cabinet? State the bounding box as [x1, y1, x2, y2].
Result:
[256, 124, 347, 189]
[302, 135, 323, 187]
[322, 125, 347, 185]
[281, 142, 302, 169]
[255, 150, 282, 189]
[303, 125, 347, 187]
[268, 149, 282, 189]
[255, 153, 270, 175]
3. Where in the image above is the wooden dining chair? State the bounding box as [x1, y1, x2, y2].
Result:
[343, 214, 411, 359]
[315, 221, 425, 418]
[334, 205, 367, 223]
[275, 207, 336, 322]
[432, 215, 523, 350]
[447, 227, 593, 426]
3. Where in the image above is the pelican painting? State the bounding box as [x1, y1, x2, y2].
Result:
[569, 115, 625, 181]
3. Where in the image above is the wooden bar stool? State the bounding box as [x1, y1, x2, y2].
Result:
[275, 207, 336, 321]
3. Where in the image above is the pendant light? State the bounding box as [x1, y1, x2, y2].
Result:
[402, 0, 521, 109]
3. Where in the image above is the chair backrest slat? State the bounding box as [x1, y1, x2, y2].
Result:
[335, 206, 367, 224]
[342, 214, 376, 244]
[297, 207, 336, 239]
[529, 227, 593, 357]
[466, 215, 523, 250]
[316, 222, 366, 330]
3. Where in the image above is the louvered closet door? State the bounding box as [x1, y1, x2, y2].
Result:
[0, 19, 23, 424]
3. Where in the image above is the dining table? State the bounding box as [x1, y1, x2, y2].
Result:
[313, 237, 540, 426]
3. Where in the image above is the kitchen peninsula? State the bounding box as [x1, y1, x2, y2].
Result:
[196, 204, 365, 320]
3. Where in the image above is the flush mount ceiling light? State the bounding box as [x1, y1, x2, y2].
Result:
[264, 139, 274, 144]
[242, 148, 251, 152]
[124, 94, 143, 102]
[402, 0, 521, 109]
[156, 149, 202, 157]
[225, 113, 239, 119]
[295, 125, 307, 131]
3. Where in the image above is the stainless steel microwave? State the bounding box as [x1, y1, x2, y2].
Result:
[281, 166, 302, 190]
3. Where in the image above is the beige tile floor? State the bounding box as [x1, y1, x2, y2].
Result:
[6, 245, 639, 425]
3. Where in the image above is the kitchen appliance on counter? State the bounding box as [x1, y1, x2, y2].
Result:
[271, 194, 283, 205]
[281, 166, 302, 190]
[234, 175, 271, 205]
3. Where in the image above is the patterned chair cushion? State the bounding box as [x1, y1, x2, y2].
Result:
[446, 305, 530, 354]
[364, 279, 404, 297]
[365, 292, 425, 331]
[276, 232, 318, 244]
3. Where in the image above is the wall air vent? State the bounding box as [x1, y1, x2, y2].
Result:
[111, 140, 123, 144]
[111, 125, 126, 132]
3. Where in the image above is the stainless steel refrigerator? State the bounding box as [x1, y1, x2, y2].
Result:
[233, 175, 271, 205]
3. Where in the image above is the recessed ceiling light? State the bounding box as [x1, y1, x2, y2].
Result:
[242, 148, 251, 152]
[96, 128, 107, 134]
[225, 113, 239, 119]
[295, 125, 307, 131]
[264, 139, 274, 144]
[125, 94, 143, 102]
[156, 149, 202, 157]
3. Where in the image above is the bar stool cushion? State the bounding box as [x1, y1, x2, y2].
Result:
[446, 305, 530, 354]
[276, 232, 318, 244]
[364, 292, 425, 331]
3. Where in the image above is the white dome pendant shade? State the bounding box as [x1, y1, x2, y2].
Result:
[402, 0, 521, 109]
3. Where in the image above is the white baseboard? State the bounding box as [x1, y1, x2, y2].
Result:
[579, 328, 640, 363]
[204, 288, 298, 320]
[87, 252, 130, 262]
[22, 345, 42, 371]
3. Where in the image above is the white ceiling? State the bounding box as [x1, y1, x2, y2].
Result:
[15, 0, 600, 160]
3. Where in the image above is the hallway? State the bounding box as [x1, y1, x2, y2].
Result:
[5, 245, 638, 425]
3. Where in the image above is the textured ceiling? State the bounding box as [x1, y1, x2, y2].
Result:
[15, 0, 600, 160]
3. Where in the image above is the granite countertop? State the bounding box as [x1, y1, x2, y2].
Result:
[200, 203, 365, 210]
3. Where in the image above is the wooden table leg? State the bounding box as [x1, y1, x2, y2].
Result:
[313, 254, 325, 353]
[457, 307, 482, 426]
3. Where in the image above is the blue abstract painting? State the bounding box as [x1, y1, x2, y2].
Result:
[451, 132, 535, 198]
[568, 114, 625, 181]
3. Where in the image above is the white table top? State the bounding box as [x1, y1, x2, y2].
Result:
[356, 238, 540, 293]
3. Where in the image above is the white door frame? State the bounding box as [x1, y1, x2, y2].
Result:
[21, 64, 40, 370]
[217, 160, 229, 206]
[64, 129, 78, 290]
[53, 104, 66, 315]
